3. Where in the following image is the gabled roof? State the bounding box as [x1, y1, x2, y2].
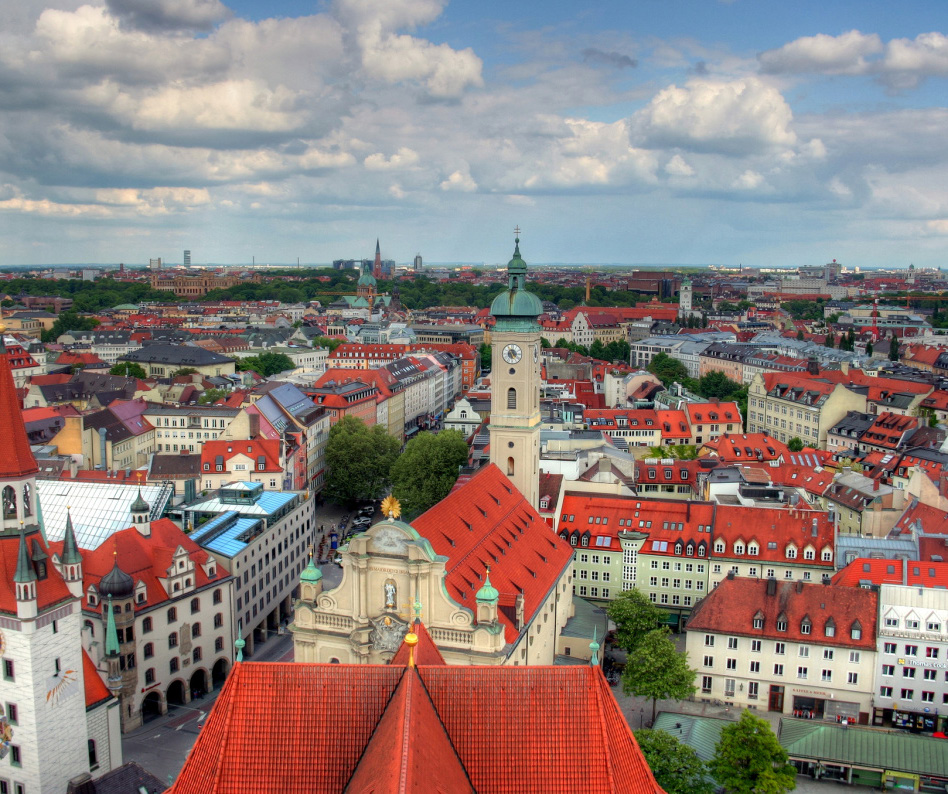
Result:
[83, 648, 112, 709]
[832, 557, 948, 588]
[687, 577, 877, 649]
[412, 464, 573, 644]
[0, 530, 74, 616]
[700, 432, 787, 462]
[389, 621, 446, 666]
[169, 663, 661, 794]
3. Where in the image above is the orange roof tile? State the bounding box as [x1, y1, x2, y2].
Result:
[390, 620, 446, 667]
[83, 649, 111, 709]
[0, 348, 38, 478]
[170, 663, 661, 794]
[413, 464, 573, 645]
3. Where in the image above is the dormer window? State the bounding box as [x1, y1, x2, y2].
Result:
[851, 621, 862, 640]
[753, 611, 764, 629]
[801, 617, 812, 635]
[825, 618, 836, 637]
[786, 545, 797, 560]
[734, 542, 745, 555]
[714, 541, 725, 554]
[776, 614, 788, 632]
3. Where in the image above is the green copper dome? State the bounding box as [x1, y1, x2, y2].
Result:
[475, 571, 499, 603]
[490, 237, 543, 327]
[300, 554, 323, 584]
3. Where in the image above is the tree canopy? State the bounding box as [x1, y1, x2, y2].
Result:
[390, 430, 469, 519]
[312, 335, 344, 352]
[710, 711, 796, 794]
[787, 437, 804, 452]
[236, 351, 295, 377]
[41, 310, 99, 343]
[606, 588, 664, 653]
[324, 416, 401, 505]
[633, 729, 712, 794]
[109, 362, 147, 379]
[621, 628, 697, 721]
[647, 352, 688, 386]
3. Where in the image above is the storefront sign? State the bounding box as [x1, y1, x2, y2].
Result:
[897, 658, 948, 669]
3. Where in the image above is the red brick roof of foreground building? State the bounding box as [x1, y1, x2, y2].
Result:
[83, 649, 112, 709]
[687, 576, 877, 651]
[168, 662, 662, 794]
[413, 464, 574, 645]
[700, 432, 789, 463]
[389, 620, 446, 667]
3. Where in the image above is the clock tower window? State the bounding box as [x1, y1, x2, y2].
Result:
[507, 388, 517, 410]
[507, 457, 515, 476]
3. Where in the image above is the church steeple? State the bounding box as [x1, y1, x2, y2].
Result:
[373, 238, 382, 280]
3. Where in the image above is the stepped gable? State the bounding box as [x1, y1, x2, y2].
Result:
[412, 463, 573, 644]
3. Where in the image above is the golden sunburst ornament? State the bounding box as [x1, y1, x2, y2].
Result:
[381, 495, 401, 519]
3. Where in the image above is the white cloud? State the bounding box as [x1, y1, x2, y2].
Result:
[759, 30, 882, 75]
[665, 154, 695, 176]
[631, 77, 798, 154]
[733, 170, 765, 190]
[440, 168, 477, 191]
[881, 32, 948, 89]
[364, 147, 421, 171]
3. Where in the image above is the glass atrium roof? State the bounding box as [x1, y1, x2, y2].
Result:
[38, 480, 173, 550]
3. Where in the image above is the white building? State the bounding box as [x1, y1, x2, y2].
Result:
[871, 584, 948, 734]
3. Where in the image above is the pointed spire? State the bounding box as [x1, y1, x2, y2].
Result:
[105, 596, 120, 657]
[0, 329, 39, 481]
[61, 508, 82, 565]
[375, 238, 381, 256]
[235, 621, 245, 662]
[589, 626, 600, 666]
[13, 526, 36, 584]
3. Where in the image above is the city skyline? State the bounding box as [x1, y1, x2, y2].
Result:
[1, 0, 947, 267]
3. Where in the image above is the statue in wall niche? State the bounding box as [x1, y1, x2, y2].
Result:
[384, 580, 396, 610]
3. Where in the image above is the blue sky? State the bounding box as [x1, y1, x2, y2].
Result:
[1, 0, 947, 267]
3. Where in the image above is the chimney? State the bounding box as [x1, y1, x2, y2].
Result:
[766, 577, 777, 596]
[873, 478, 880, 491]
[812, 517, 818, 537]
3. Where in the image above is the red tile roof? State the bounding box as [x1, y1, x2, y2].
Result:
[687, 577, 878, 650]
[832, 557, 948, 588]
[83, 649, 112, 709]
[0, 348, 39, 478]
[413, 464, 573, 644]
[0, 531, 74, 616]
[712, 505, 834, 568]
[170, 663, 661, 794]
[48, 519, 227, 611]
[200, 439, 282, 474]
[389, 621, 446, 667]
[700, 432, 788, 462]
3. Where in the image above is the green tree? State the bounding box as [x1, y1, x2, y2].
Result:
[604, 339, 631, 363]
[109, 362, 147, 379]
[324, 416, 400, 505]
[390, 430, 469, 518]
[236, 352, 295, 377]
[589, 339, 607, 361]
[633, 729, 713, 794]
[795, 330, 804, 341]
[606, 588, 664, 653]
[710, 711, 796, 794]
[41, 310, 99, 343]
[312, 336, 344, 352]
[865, 340, 873, 357]
[554, 338, 571, 349]
[889, 335, 900, 361]
[478, 342, 492, 370]
[787, 437, 804, 452]
[622, 628, 697, 722]
[540, 337, 551, 349]
[198, 388, 228, 404]
[695, 371, 743, 401]
[824, 333, 834, 349]
[648, 353, 688, 386]
[171, 367, 199, 378]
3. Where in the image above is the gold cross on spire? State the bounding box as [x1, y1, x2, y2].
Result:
[514, 225, 521, 238]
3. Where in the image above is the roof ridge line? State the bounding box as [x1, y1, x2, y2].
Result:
[397, 671, 413, 793]
[208, 662, 241, 793]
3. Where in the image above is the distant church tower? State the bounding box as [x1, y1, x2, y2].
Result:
[489, 231, 542, 509]
[679, 277, 693, 318]
[373, 239, 382, 280]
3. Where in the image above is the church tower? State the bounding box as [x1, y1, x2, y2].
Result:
[373, 238, 382, 280]
[0, 328, 91, 792]
[489, 232, 543, 508]
[679, 277, 693, 318]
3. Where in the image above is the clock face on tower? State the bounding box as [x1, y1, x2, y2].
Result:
[502, 344, 522, 364]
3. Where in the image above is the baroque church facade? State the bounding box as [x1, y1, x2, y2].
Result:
[292, 237, 575, 665]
